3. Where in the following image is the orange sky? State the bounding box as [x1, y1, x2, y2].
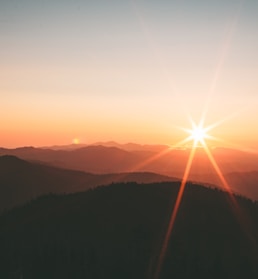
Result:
[1, 0, 258, 149]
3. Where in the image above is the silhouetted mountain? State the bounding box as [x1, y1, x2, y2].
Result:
[0, 155, 177, 212]
[225, 171, 258, 201]
[1, 145, 258, 199]
[0, 155, 94, 212]
[0, 146, 141, 173]
[41, 143, 88, 150]
[91, 141, 170, 152]
[0, 182, 257, 279]
[188, 170, 258, 201]
[41, 141, 170, 152]
[1, 145, 258, 174]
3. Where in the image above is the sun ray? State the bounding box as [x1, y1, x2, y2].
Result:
[214, 137, 258, 155]
[153, 142, 197, 279]
[153, 109, 256, 278]
[131, 0, 192, 121]
[201, 1, 244, 121]
[201, 140, 256, 244]
[204, 105, 252, 134]
[202, 141, 233, 194]
[105, 136, 194, 187]
[149, 3, 250, 275]
[126, 136, 193, 174]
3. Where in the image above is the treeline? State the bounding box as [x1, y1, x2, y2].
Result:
[0, 182, 257, 279]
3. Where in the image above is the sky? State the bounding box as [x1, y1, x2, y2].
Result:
[1, 0, 258, 148]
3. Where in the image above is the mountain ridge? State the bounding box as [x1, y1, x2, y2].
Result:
[0, 155, 178, 212]
[1, 144, 258, 200]
[0, 181, 257, 279]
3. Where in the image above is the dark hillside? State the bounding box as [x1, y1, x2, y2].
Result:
[0, 182, 257, 279]
[0, 155, 177, 212]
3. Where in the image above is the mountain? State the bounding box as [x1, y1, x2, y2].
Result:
[1, 145, 258, 174]
[0, 146, 141, 173]
[0, 155, 177, 212]
[187, 170, 258, 201]
[0, 182, 257, 279]
[41, 141, 170, 152]
[1, 145, 258, 199]
[41, 143, 88, 150]
[0, 155, 95, 212]
[91, 141, 170, 152]
[225, 171, 258, 200]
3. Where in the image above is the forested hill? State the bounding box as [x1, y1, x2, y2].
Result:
[0, 155, 177, 212]
[0, 182, 257, 279]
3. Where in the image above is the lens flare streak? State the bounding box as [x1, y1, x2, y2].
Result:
[201, 141, 255, 243]
[126, 136, 193, 173]
[153, 115, 255, 278]
[201, 0, 244, 122]
[153, 142, 197, 279]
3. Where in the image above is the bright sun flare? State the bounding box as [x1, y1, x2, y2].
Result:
[183, 119, 212, 146]
[190, 126, 207, 143]
[156, 117, 236, 279]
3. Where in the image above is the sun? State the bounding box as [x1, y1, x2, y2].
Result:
[190, 126, 207, 144]
[182, 119, 213, 146]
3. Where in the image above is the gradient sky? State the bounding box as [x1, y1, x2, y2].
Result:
[1, 0, 258, 148]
